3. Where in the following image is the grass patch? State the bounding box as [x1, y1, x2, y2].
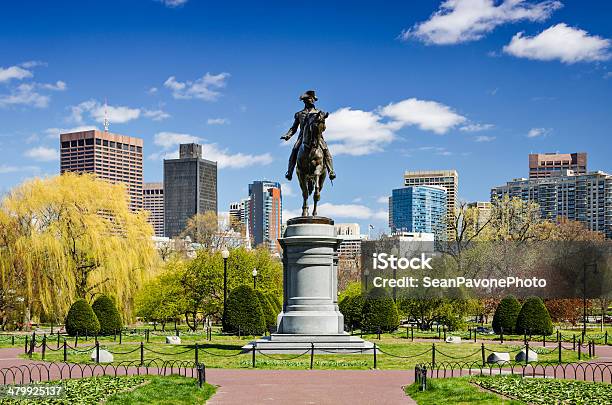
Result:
[406, 377, 524, 404]
[472, 375, 612, 404]
[105, 375, 216, 404]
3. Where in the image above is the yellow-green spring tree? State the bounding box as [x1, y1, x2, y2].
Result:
[0, 173, 158, 324]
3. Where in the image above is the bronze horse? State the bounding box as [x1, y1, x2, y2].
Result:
[296, 111, 329, 217]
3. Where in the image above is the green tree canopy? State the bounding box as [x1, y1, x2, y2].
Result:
[361, 287, 399, 332]
[225, 285, 265, 335]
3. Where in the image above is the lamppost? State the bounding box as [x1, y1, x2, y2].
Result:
[364, 269, 370, 290]
[252, 268, 258, 290]
[221, 248, 229, 330]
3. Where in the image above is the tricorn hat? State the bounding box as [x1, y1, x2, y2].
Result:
[299, 90, 318, 101]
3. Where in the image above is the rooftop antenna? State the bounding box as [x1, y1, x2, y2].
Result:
[103, 98, 110, 133]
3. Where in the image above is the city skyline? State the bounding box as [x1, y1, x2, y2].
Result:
[1, 1, 611, 233]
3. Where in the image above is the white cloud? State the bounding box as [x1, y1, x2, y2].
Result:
[460, 123, 494, 132]
[157, 0, 188, 7]
[315, 203, 388, 222]
[0, 164, 40, 174]
[0, 65, 32, 82]
[474, 135, 496, 142]
[380, 98, 466, 134]
[377, 196, 389, 204]
[148, 87, 158, 95]
[0, 84, 49, 108]
[143, 109, 171, 121]
[163, 72, 230, 101]
[151, 131, 272, 169]
[325, 98, 466, 156]
[527, 127, 551, 138]
[282, 207, 303, 221]
[503, 23, 611, 63]
[281, 182, 294, 197]
[207, 118, 230, 125]
[40, 81, 67, 91]
[24, 146, 58, 161]
[44, 126, 98, 139]
[326, 108, 397, 156]
[70, 100, 168, 124]
[401, 0, 561, 45]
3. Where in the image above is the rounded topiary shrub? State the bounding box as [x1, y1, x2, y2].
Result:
[92, 295, 123, 335]
[361, 287, 399, 333]
[65, 299, 100, 337]
[267, 293, 282, 313]
[225, 285, 265, 335]
[256, 290, 277, 332]
[492, 295, 522, 334]
[515, 296, 553, 336]
[339, 293, 365, 330]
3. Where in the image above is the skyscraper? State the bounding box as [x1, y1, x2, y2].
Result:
[60, 129, 143, 211]
[491, 170, 612, 239]
[164, 143, 217, 238]
[403, 170, 458, 237]
[143, 182, 164, 237]
[389, 185, 447, 243]
[529, 152, 587, 179]
[247, 180, 282, 254]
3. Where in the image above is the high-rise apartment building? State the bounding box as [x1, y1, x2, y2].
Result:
[389, 185, 447, 243]
[529, 152, 587, 179]
[491, 170, 612, 239]
[334, 223, 364, 259]
[143, 182, 164, 237]
[60, 130, 143, 211]
[164, 143, 217, 238]
[403, 170, 457, 236]
[247, 181, 282, 254]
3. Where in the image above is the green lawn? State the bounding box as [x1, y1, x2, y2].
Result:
[25, 333, 589, 369]
[0, 375, 215, 404]
[406, 377, 524, 405]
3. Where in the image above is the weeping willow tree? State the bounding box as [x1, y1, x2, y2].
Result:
[0, 173, 159, 325]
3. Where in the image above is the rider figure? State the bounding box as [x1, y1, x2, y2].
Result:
[281, 90, 336, 181]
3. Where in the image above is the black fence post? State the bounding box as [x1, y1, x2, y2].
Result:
[24, 335, 28, 354]
[481, 343, 485, 366]
[592, 341, 596, 357]
[196, 363, 206, 388]
[56, 332, 60, 349]
[431, 343, 435, 367]
[525, 341, 529, 365]
[175, 328, 179, 337]
[195, 343, 199, 364]
[543, 334, 546, 347]
[406, 327, 409, 339]
[558, 340, 562, 363]
[578, 339, 581, 360]
[411, 326, 414, 342]
[373, 344, 377, 369]
[474, 329, 477, 343]
[140, 341, 144, 366]
[310, 343, 314, 370]
[63, 339, 67, 362]
[605, 331, 608, 345]
[119, 330, 122, 345]
[95, 340, 100, 363]
[573, 334, 576, 351]
[75, 332, 78, 347]
[11, 335, 14, 346]
[41, 335, 47, 360]
[146, 329, 150, 343]
[252, 344, 256, 368]
[500, 327, 504, 344]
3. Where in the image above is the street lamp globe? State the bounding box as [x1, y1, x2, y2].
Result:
[252, 268, 258, 277]
[221, 248, 230, 259]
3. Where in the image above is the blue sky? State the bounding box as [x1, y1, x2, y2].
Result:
[1, 0, 611, 234]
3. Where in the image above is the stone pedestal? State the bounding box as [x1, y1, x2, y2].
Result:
[244, 217, 372, 353]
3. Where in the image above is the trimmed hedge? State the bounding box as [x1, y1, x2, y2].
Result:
[516, 296, 553, 336]
[225, 285, 266, 335]
[65, 299, 100, 336]
[492, 295, 522, 334]
[361, 287, 399, 332]
[92, 295, 123, 335]
[256, 290, 277, 332]
[339, 294, 365, 330]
